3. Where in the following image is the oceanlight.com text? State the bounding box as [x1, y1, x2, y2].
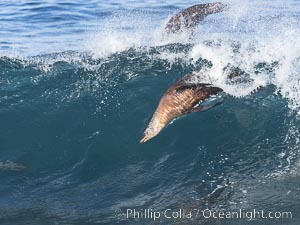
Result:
[115, 208, 293, 221]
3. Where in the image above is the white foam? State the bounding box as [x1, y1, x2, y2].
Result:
[179, 0, 300, 110]
[4, 1, 300, 111]
[85, 11, 163, 58]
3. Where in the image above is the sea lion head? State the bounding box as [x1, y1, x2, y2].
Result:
[140, 112, 164, 143]
[206, 2, 228, 14]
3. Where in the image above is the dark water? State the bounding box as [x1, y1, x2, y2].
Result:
[1, 1, 300, 225]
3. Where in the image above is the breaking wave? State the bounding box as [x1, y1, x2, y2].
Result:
[1, 0, 300, 224]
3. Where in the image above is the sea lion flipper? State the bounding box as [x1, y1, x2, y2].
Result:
[190, 97, 224, 113]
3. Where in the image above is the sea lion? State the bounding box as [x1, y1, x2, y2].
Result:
[140, 75, 224, 143]
[165, 2, 227, 34]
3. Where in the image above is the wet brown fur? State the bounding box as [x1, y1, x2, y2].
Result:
[140, 75, 223, 143]
[165, 2, 227, 33]
[153, 79, 222, 126]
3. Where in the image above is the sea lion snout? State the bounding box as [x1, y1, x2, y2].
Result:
[210, 2, 228, 11]
[140, 136, 148, 144]
[140, 128, 160, 143]
[140, 115, 164, 143]
[140, 128, 153, 143]
[140, 132, 153, 144]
